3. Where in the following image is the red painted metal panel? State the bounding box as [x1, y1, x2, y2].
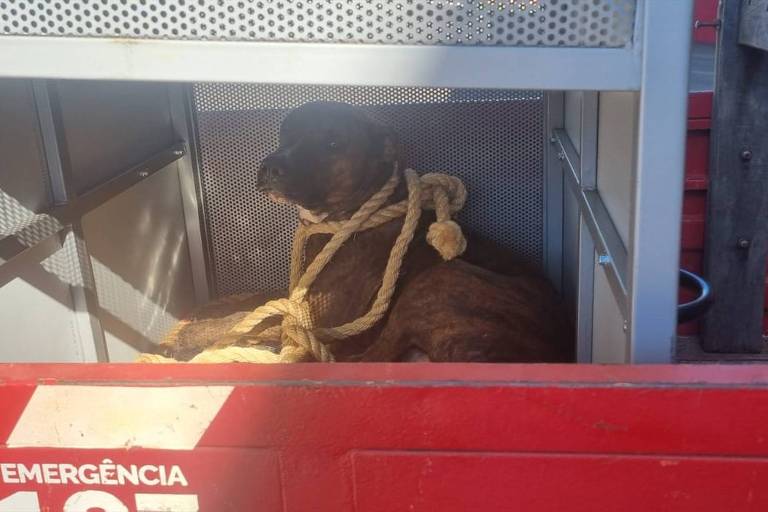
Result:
[3, 364, 768, 511]
[5, 362, 768, 386]
[0, 387, 35, 446]
[680, 93, 713, 335]
[688, 92, 714, 121]
[693, 0, 718, 45]
[353, 452, 768, 512]
[0, 448, 280, 511]
[681, 215, 705, 250]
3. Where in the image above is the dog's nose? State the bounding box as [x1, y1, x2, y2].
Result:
[258, 155, 285, 186]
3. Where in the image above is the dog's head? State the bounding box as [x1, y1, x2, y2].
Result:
[257, 101, 399, 217]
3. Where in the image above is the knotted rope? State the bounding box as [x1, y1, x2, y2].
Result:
[137, 168, 466, 364]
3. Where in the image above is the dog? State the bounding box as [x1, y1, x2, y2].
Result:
[252, 101, 573, 363]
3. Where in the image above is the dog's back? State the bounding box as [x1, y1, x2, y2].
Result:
[303, 215, 573, 362]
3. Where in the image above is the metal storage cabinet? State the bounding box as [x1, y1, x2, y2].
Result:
[0, 0, 695, 363]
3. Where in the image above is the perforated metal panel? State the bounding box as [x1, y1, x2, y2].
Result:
[1, 0, 636, 47]
[194, 83, 544, 296]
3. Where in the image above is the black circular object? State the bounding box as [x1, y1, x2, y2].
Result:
[677, 269, 712, 324]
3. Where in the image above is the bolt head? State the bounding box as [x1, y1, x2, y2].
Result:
[740, 149, 753, 162]
[173, 149, 184, 157]
[138, 171, 149, 178]
[737, 238, 751, 249]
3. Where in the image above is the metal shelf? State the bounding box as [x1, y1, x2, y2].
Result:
[0, 36, 642, 90]
[0, 0, 642, 88]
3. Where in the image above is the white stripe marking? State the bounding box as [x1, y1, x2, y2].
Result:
[7, 385, 233, 450]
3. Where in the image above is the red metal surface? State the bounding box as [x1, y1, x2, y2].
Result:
[693, 0, 719, 44]
[354, 452, 768, 511]
[679, 92, 713, 335]
[0, 449, 279, 511]
[3, 364, 768, 511]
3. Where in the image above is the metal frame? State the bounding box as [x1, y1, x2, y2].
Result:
[628, 0, 694, 362]
[555, 128, 629, 318]
[0, 37, 643, 91]
[543, 92, 564, 293]
[576, 216, 596, 363]
[554, 93, 621, 363]
[548, 0, 693, 364]
[0, 0, 696, 363]
[0, 81, 187, 361]
[168, 84, 212, 305]
[32, 81, 109, 362]
[576, 92, 599, 362]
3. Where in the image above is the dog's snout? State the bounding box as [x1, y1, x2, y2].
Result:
[259, 154, 286, 186]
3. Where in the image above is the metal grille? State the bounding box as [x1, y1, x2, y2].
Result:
[1, 0, 636, 47]
[194, 83, 544, 296]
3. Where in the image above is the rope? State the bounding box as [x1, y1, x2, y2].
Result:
[137, 168, 466, 363]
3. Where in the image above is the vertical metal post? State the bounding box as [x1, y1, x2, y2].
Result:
[32, 79, 109, 362]
[576, 216, 596, 362]
[576, 92, 599, 362]
[168, 84, 212, 305]
[544, 91, 564, 293]
[628, 0, 694, 362]
[579, 92, 599, 191]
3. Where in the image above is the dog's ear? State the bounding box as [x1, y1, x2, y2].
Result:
[368, 121, 401, 164]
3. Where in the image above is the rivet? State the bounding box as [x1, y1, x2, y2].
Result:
[138, 170, 149, 178]
[740, 149, 753, 162]
[737, 238, 751, 249]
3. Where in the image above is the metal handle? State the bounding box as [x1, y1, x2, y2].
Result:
[694, 19, 721, 30]
[677, 269, 713, 324]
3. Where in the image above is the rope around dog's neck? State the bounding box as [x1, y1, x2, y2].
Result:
[136, 168, 466, 364]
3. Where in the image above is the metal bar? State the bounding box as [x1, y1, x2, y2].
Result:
[168, 84, 212, 305]
[33, 80, 111, 362]
[31, 80, 67, 205]
[555, 128, 629, 317]
[576, 216, 596, 363]
[576, 92, 599, 362]
[0, 37, 643, 91]
[629, 0, 694, 362]
[0, 233, 62, 289]
[56, 143, 187, 225]
[60, 226, 110, 362]
[702, 0, 768, 353]
[0, 143, 186, 272]
[15, 80, 185, 362]
[579, 92, 599, 191]
[543, 92, 564, 292]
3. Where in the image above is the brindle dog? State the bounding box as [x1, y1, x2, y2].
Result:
[254, 101, 572, 362]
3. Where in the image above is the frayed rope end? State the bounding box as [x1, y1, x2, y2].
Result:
[426, 220, 467, 261]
